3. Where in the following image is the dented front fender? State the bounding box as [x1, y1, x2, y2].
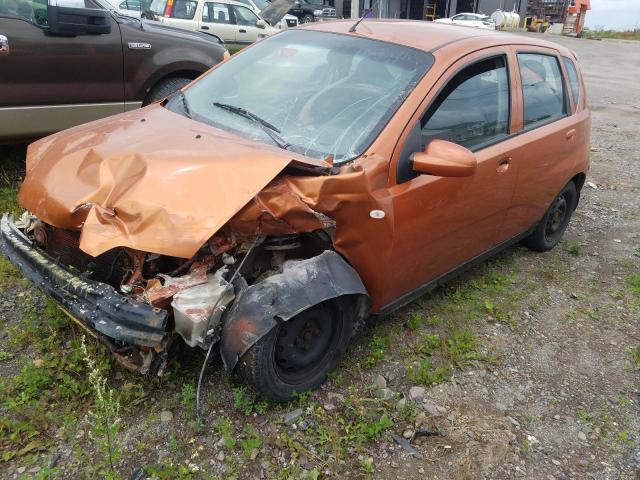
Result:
[220, 250, 370, 372]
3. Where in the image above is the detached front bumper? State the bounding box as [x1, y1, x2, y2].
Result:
[0, 215, 168, 347]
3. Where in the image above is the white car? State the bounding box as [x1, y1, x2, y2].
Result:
[148, 0, 279, 50]
[434, 12, 495, 30]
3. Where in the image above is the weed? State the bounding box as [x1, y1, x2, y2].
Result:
[360, 457, 375, 475]
[406, 312, 424, 331]
[181, 383, 196, 407]
[634, 245, 640, 258]
[407, 358, 449, 386]
[567, 242, 582, 256]
[627, 274, 640, 298]
[364, 335, 390, 367]
[214, 417, 236, 450]
[352, 412, 394, 443]
[627, 345, 640, 369]
[81, 337, 121, 479]
[0, 350, 13, 361]
[241, 425, 263, 458]
[442, 329, 483, 366]
[0, 187, 20, 216]
[232, 386, 269, 415]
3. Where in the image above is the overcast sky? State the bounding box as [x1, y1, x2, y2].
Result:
[584, 0, 640, 31]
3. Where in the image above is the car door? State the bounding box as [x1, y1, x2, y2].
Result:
[0, 0, 123, 142]
[499, 47, 588, 240]
[382, 48, 521, 308]
[200, 1, 236, 42]
[229, 4, 263, 46]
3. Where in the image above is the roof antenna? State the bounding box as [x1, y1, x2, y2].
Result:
[349, 10, 368, 32]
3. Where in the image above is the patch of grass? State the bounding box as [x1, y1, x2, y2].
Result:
[627, 345, 640, 369]
[582, 28, 640, 41]
[626, 274, 640, 298]
[406, 312, 424, 332]
[0, 186, 20, 215]
[634, 245, 640, 258]
[407, 358, 449, 386]
[240, 425, 262, 459]
[566, 242, 582, 256]
[214, 417, 236, 450]
[363, 335, 390, 367]
[232, 386, 269, 416]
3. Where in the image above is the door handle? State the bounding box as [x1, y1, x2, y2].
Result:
[239, 29, 246, 33]
[200, 25, 209, 30]
[496, 157, 512, 174]
[566, 129, 576, 140]
[0, 35, 9, 55]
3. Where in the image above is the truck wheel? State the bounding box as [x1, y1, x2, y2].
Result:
[143, 77, 192, 106]
[237, 299, 354, 402]
[523, 181, 577, 252]
[301, 14, 314, 24]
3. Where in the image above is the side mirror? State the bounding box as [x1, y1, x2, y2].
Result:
[412, 139, 477, 177]
[47, 3, 111, 35]
[256, 19, 267, 28]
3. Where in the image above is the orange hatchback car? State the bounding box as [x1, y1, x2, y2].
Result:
[1, 21, 589, 400]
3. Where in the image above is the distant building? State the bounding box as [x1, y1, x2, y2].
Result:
[336, 0, 527, 21]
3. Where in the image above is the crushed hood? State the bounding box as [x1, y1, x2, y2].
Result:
[19, 105, 329, 258]
[259, 0, 295, 26]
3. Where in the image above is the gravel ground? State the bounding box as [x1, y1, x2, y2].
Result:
[0, 33, 638, 479]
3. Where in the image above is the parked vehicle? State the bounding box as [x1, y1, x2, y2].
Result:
[434, 12, 495, 29]
[524, 15, 551, 33]
[237, 0, 298, 30]
[147, 0, 279, 49]
[1, 21, 589, 401]
[0, 0, 227, 143]
[288, 0, 336, 24]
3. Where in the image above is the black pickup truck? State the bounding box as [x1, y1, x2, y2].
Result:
[0, 0, 227, 143]
[288, 0, 336, 23]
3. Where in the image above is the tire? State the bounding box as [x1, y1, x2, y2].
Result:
[301, 14, 314, 24]
[237, 298, 354, 402]
[142, 77, 192, 106]
[522, 181, 577, 252]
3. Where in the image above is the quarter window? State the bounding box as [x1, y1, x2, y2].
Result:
[517, 53, 566, 128]
[563, 56, 580, 109]
[421, 56, 510, 151]
[231, 4, 258, 25]
[203, 2, 230, 23]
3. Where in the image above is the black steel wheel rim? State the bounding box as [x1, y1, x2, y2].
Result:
[545, 194, 568, 240]
[272, 302, 338, 383]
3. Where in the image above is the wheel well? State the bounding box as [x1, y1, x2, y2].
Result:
[146, 70, 202, 96]
[571, 172, 586, 209]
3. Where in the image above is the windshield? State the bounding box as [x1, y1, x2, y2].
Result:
[170, 30, 433, 164]
[253, 0, 269, 9]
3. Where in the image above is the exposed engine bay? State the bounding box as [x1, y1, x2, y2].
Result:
[17, 211, 335, 373]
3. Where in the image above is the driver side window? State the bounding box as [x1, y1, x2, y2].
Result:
[421, 55, 510, 150]
[0, 0, 48, 25]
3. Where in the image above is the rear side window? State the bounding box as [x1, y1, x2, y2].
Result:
[421, 56, 510, 151]
[170, 0, 197, 18]
[563, 57, 580, 108]
[517, 53, 567, 128]
[203, 2, 230, 23]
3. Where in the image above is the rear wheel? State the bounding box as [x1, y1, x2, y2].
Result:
[237, 299, 354, 402]
[142, 77, 192, 106]
[523, 181, 577, 252]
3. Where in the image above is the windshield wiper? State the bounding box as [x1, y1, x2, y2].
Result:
[178, 91, 192, 119]
[213, 102, 290, 150]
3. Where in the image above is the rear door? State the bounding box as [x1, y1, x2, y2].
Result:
[160, 0, 199, 30]
[0, 0, 124, 141]
[200, 1, 236, 41]
[499, 47, 587, 239]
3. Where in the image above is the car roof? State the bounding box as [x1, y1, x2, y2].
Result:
[302, 19, 571, 55]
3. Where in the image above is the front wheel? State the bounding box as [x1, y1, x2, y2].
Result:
[523, 181, 577, 252]
[142, 77, 192, 106]
[237, 299, 354, 402]
[301, 14, 315, 24]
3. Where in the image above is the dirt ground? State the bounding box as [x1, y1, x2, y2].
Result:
[0, 33, 638, 480]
